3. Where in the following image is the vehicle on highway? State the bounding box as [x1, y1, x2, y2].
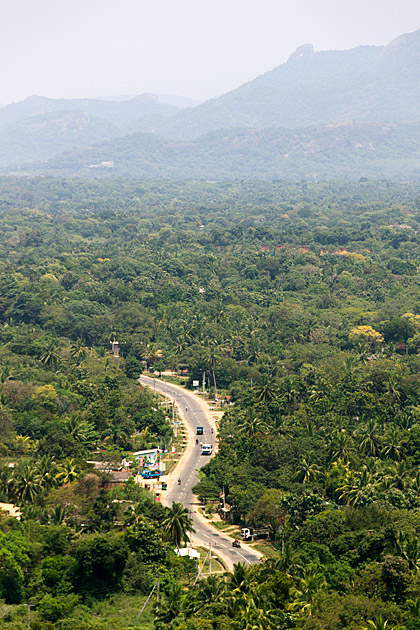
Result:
[140, 470, 161, 479]
[241, 527, 269, 541]
[232, 539, 241, 548]
[196, 426, 204, 435]
[201, 443, 212, 455]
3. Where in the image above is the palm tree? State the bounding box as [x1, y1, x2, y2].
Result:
[358, 419, 381, 457]
[14, 463, 42, 503]
[70, 338, 88, 363]
[328, 428, 354, 463]
[161, 501, 194, 547]
[280, 375, 299, 410]
[338, 467, 380, 507]
[294, 456, 322, 485]
[382, 461, 412, 491]
[288, 566, 327, 614]
[392, 531, 420, 570]
[382, 427, 403, 461]
[40, 339, 61, 368]
[237, 411, 270, 438]
[361, 616, 398, 630]
[0, 466, 15, 500]
[255, 374, 276, 404]
[155, 582, 185, 625]
[202, 340, 222, 398]
[124, 502, 146, 528]
[37, 455, 58, 493]
[56, 458, 81, 485]
[142, 343, 163, 371]
[66, 415, 97, 447]
[343, 355, 359, 374]
[246, 333, 261, 365]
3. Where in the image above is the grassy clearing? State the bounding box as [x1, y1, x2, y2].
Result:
[252, 541, 280, 559]
[196, 546, 226, 576]
[0, 593, 156, 630]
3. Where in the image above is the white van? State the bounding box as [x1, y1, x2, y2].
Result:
[201, 444, 212, 455]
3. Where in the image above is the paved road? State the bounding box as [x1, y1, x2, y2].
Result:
[139, 375, 262, 569]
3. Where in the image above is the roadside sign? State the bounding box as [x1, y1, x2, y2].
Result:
[193, 380, 199, 387]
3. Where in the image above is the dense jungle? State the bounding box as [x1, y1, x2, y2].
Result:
[1, 177, 420, 629]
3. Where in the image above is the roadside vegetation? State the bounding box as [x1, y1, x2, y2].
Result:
[1, 177, 420, 627]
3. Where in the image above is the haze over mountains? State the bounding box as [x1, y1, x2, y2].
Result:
[3, 29, 420, 180]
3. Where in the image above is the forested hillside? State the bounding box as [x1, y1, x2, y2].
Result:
[134, 29, 420, 139]
[2, 177, 420, 628]
[31, 121, 420, 181]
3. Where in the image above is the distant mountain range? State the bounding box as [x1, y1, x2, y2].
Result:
[134, 29, 420, 140]
[2, 29, 420, 180]
[19, 122, 420, 181]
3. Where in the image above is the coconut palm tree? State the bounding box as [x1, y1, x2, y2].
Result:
[70, 337, 88, 363]
[358, 419, 381, 457]
[37, 455, 58, 493]
[361, 616, 398, 630]
[382, 461, 412, 491]
[294, 456, 322, 485]
[392, 531, 420, 570]
[40, 339, 61, 368]
[161, 501, 194, 547]
[328, 428, 354, 463]
[0, 466, 15, 500]
[142, 343, 163, 371]
[338, 466, 380, 507]
[255, 374, 276, 404]
[288, 566, 327, 614]
[237, 411, 270, 438]
[14, 463, 43, 503]
[155, 582, 185, 625]
[202, 340, 222, 398]
[124, 502, 146, 528]
[382, 427, 404, 461]
[56, 458, 81, 485]
[66, 415, 97, 447]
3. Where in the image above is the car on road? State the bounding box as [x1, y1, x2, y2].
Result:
[241, 527, 269, 541]
[196, 426, 204, 435]
[140, 470, 161, 479]
[201, 444, 212, 455]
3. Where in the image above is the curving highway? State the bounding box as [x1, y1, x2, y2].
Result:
[139, 375, 262, 570]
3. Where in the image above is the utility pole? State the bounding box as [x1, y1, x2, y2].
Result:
[202, 371, 206, 393]
[26, 604, 33, 630]
[209, 542, 212, 576]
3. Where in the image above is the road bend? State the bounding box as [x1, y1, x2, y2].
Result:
[139, 375, 263, 570]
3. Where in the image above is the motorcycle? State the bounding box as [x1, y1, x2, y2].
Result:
[232, 539, 241, 548]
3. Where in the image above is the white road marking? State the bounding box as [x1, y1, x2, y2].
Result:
[234, 550, 251, 564]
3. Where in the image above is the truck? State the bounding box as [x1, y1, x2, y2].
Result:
[196, 426, 204, 435]
[240, 527, 269, 541]
[140, 470, 161, 479]
[201, 443, 212, 455]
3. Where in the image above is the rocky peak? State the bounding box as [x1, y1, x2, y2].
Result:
[287, 44, 315, 63]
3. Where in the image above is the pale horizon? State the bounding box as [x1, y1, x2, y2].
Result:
[2, 0, 420, 106]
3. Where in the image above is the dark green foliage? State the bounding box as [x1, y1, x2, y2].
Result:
[72, 534, 129, 596]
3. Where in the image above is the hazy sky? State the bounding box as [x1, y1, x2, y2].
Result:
[2, 0, 420, 104]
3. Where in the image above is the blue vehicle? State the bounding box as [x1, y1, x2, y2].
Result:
[140, 470, 161, 479]
[196, 426, 204, 435]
